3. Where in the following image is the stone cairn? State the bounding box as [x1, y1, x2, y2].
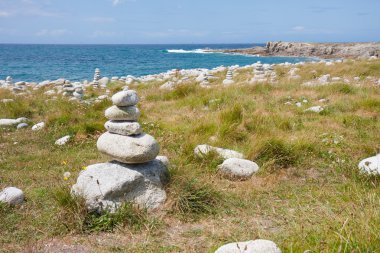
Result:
[264, 65, 278, 83]
[92, 68, 101, 88]
[62, 82, 75, 97]
[250, 62, 267, 84]
[72, 88, 169, 212]
[223, 69, 235, 85]
[73, 87, 84, 100]
[5, 76, 13, 87]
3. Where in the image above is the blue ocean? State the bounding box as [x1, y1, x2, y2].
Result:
[0, 44, 310, 82]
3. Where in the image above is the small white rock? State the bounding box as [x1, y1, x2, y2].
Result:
[358, 154, 380, 175]
[218, 158, 259, 180]
[55, 135, 71, 146]
[305, 106, 324, 113]
[32, 122, 45, 131]
[194, 144, 243, 159]
[0, 187, 25, 205]
[215, 239, 281, 253]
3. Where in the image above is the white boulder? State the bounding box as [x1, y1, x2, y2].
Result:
[215, 239, 281, 253]
[358, 154, 380, 175]
[218, 158, 259, 180]
[194, 144, 243, 159]
[55, 135, 71, 146]
[71, 158, 169, 212]
[0, 187, 25, 205]
[32, 122, 45, 131]
[97, 132, 160, 164]
[0, 117, 28, 127]
[305, 106, 324, 113]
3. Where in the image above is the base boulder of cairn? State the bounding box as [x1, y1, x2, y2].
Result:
[72, 157, 169, 212]
[72, 88, 169, 212]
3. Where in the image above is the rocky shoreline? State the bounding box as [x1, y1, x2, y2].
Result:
[210, 41, 380, 59]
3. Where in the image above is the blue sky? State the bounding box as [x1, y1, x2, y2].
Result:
[0, 0, 379, 44]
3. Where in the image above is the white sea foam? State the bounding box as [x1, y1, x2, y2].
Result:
[166, 49, 211, 54]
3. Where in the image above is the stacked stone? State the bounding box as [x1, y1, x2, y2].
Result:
[93, 68, 101, 88]
[200, 75, 210, 88]
[62, 82, 75, 97]
[5, 76, 13, 87]
[73, 87, 84, 99]
[97, 88, 159, 163]
[72, 88, 169, 213]
[265, 65, 278, 83]
[222, 69, 235, 85]
[250, 62, 267, 84]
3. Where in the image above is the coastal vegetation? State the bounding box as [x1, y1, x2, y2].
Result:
[1, 59, 380, 252]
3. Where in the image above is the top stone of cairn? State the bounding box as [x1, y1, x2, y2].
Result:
[111, 89, 139, 106]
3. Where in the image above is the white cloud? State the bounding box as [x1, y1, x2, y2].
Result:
[141, 29, 207, 38]
[0, 11, 11, 17]
[85, 17, 116, 23]
[36, 29, 70, 36]
[111, 0, 136, 6]
[292, 26, 305, 31]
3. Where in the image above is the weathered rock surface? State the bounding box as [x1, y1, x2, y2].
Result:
[214, 41, 380, 59]
[104, 121, 142, 136]
[97, 132, 159, 163]
[55, 135, 71, 146]
[194, 144, 244, 159]
[105, 105, 140, 121]
[71, 158, 169, 212]
[112, 90, 139, 106]
[0, 187, 25, 205]
[215, 239, 281, 253]
[218, 158, 259, 180]
[358, 154, 380, 175]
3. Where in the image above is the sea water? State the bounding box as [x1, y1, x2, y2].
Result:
[0, 44, 311, 82]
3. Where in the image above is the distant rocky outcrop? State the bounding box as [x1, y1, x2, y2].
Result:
[214, 41, 380, 59]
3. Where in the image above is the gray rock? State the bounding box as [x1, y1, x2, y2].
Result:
[17, 123, 28, 129]
[97, 132, 159, 163]
[55, 135, 71, 146]
[71, 158, 169, 212]
[32, 122, 45, 131]
[104, 121, 142, 136]
[194, 144, 244, 159]
[215, 239, 281, 253]
[98, 77, 109, 87]
[218, 158, 259, 180]
[105, 105, 140, 121]
[111, 90, 139, 106]
[0, 187, 25, 205]
[0, 117, 28, 127]
[358, 154, 380, 175]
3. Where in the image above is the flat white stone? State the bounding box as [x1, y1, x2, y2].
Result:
[215, 239, 281, 253]
[0, 187, 25, 205]
[32, 122, 45, 131]
[194, 144, 243, 159]
[218, 158, 259, 180]
[305, 106, 324, 113]
[97, 132, 159, 163]
[17, 123, 28, 129]
[71, 158, 169, 212]
[55, 135, 71, 146]
[105, 105, 140, 121]
[111, 90, 139, 106]
[358, 154, 380, 175]
[104, 121, 142, 136]
[0, 117, 28, 127]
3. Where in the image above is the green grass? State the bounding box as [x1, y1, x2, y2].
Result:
[1, 59, 380, 252]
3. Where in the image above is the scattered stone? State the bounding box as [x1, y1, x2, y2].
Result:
[1, 99, 14, 103]
[218, 158, 259, 180]
[215, 239, 281, 253]
[17, 123, 28, 129]
[295, 102, 302, 107]
[160, 81, 177, 90]
[32, 122, 45, 131]
[305, 106, 324, 113]
[0, 187, 25, 205]
[0, 117, 28, 127]
[98, 77, 110, 87]
[318, 74, 331, 84]
[194, 144, 244, 159]
[55, 135, 71, 146]
[358, 154, 380, 175]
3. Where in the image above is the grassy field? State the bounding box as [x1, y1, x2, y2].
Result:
[1, 59, 380, 252]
